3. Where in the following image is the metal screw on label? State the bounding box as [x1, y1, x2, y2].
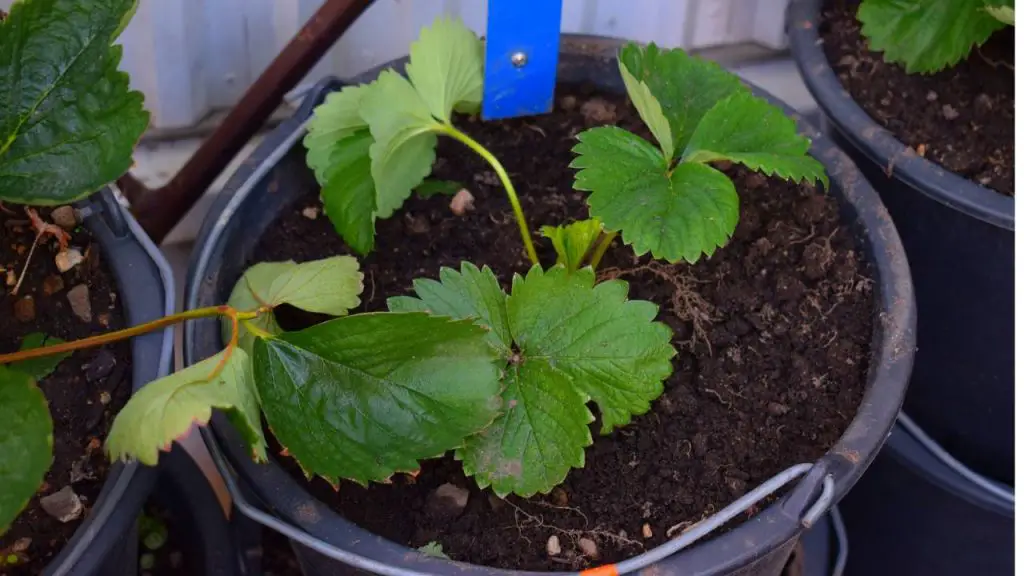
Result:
[511, 51, 528, 67]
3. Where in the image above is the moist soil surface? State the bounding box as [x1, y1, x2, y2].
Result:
[249, 86, 874, 570]
[821, 0, 1015, 196]
[0, 208, 130, 576]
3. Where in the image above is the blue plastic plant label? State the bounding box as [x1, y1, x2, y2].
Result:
[482, 0, 564, 120]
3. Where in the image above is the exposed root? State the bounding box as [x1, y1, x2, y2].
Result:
[506, 499, 643, 562]
[600, 262, 717, 353]
[26, 207, 71, 250]
[11, 232, 41, 296]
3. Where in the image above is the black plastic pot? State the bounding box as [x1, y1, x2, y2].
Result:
[184, 37, 914, 576]
[787, 0, 1015, 484]
[41, 189, 176, 576]
[839, 414, 1013, 575]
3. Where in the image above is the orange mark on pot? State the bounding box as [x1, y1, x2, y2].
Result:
[581, 565, 619, 576]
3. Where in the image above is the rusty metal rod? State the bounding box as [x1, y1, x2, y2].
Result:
[125, 0, 373, 243]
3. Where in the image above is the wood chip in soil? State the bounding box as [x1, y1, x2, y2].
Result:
[246, 85, 874, 571]
[0, 208, 130, 576]
[821, 0, 1014, 196]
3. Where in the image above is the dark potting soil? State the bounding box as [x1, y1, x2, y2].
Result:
[248, 86, 874, 570]
[261, 527, 303, 576]
[821, 0, 1015, 196]
[0, 208, 130, 576]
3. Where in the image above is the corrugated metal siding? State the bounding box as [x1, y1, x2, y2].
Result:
[0, 0, 789, 129]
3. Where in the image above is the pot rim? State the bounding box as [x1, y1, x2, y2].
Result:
[185, 36, 915, 575]
[786, 0, 1014, 231]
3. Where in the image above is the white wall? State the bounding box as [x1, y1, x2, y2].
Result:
[1, 0, 790, 129]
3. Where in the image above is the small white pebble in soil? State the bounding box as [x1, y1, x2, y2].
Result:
[6, 269, 16, 286]
[643, 523, 654, 539]
[450, 189, 475, 216]
[578, 537, 599, 559]
[99, 391, 111, 405]
[55, 248, 83, 273]
[301, 206, 319, 220]
[546, 535, 561, 556]
[39, 486, 83, 523]
[926, 91, 938, 101]
[50, 206, 78, 230]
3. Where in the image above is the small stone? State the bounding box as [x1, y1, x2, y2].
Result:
[581, 98, 617, 123]
[941, 104, 960, 120]
[450, 189, 475, 216]
[550, 487, 569, 507]
[42, 274, 65, 295]
[767, 402, 790, 416]
[301, 206, 319, 220]
[6, 269, 16, 286]
[14, 297, 35, 322]
[55, 248, 83, 273]
[642, 523, 654, 539]
[97, 313, 111, 328]
[578, 537, 599, 559]
[473, 172, 499, 186]
[10, 538, 31, 553]
[67, 284, 92, 322]
[51, 206, 78, 230]
[559, 95, 578, 111]
[40, 486, 83, 523]
[99, 391, 111, 405]
[546, 535, 561, 556]
[425, 483, 469, 519]
[926, 91, 938, 101]
[837, 54, 857, 67]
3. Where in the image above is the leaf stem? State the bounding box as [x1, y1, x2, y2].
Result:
[0, 306, 264, 365]
[589, 232, 618, 269]
[436, 124, 539, 266]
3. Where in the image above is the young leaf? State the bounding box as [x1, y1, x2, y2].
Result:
[223, 257, 364, 349]
[417, 541, 450, 559]
[106, 348, 266, 465]
[985, 3, 1014, 25]
[251, 313, 502, 486]
[618, 62, 674, 162]
[0, 0, 148, 205]
[406, 17, 485, 122]
[390, 265, 675, 497]
[572, 126, 739, 263]
[541, 219, 604, 271]
[858, 0, 1009, 73]
[0, 367, 52, 535]
[9, 333, 70, 380]
[415, 179, 463, 198]
[682, 91, 828, 187]
[305, 86, 372, 185]
[618, 43, 745, 157]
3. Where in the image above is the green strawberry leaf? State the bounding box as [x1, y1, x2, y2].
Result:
[618, 42, 745, 157]
[0, 367, 52, 535]
[390, 265, 675, 496]
[541, 219, 604, 271]
[223, 257, 364, 350]
[682, 91, 828, 187]
[417, 541, 450, 559]
[415, 179, 463, 198]
[305, 85, 372, 185]
[106, 348, 266, 465]
[10, 333, 70, 380]
[571, 126, 739, 263]
[406, 17, 484, 122]
[984, 0, 1014, 25]
[0, 0, 148, 205]
[252, 313, 502, 485]
[619, 61, 674, 162]
[857, 0, 1009, 73]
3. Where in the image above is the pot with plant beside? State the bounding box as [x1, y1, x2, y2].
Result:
[0, 0, 175, 574]
[176, 20, 914, 576]
[788, 0, 1014, 483]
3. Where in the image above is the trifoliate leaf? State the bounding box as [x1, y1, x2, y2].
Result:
[418, 541, 450, 559]
[683, 91, 828, 187]
[361, 70, 440, 219]
[618, 62, 674, 162]
[391, 265, 675, 497]
[106, 348, 266, 465]
[223, 257, 364, 350]
[541, 219, 604, 271]
[619, 42, 745, 157]
[858, 0, 1009, 73]
[0, 367, 52, 535]
[571, 126, 739, 263]
[0, 0, 148, 205]
[415, 179, 463, 198]
[406, 17, 484, 122]
[252, 313, 502, 485]
[9, 333, 70, 380]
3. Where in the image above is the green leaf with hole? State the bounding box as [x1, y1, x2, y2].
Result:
[0, 367, 52, 535]
[858, 0, 1009, 73]
[107, 348, 266, 465]
[0, 0, 148, 205]
[682, 91, 828, 187]
[223, 256, 364, 350]
[541, 219, 604, 271]
[406, 17, 484, 122]
[252, 313, 502, 485]
[390, 265, 675, 497]
[571, 126, 739, 263]
[10, 333, 70, 380]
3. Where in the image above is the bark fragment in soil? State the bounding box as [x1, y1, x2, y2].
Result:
[248, 85, 874, 571]
[0, 208, 130, 576]
[821, 0, 1015, 196]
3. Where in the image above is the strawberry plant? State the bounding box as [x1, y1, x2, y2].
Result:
[856, 0, 1013, 73]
